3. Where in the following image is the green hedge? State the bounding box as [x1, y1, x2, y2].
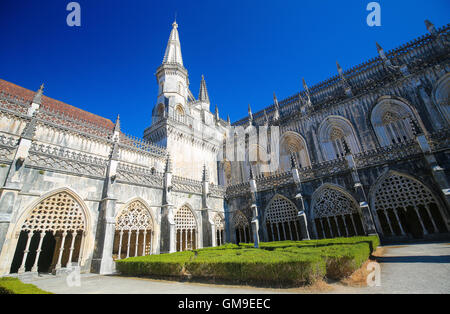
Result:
[116, 236, 379, 286]
[0, 277, 52, 294]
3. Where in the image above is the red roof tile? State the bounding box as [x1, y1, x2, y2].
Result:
[0, 79, 114, 131]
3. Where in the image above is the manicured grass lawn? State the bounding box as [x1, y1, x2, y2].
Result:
[116, 236, 379, 286]
[0, 277, 52, 294]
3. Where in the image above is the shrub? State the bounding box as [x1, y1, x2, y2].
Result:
[0, 277, 52, 294]
[116, 236, 378, 286]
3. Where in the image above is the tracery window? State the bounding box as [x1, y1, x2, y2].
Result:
[10, 191, 86, 274]
[265, 195, 301, 241]
[279, 132, 311, 172]
[371, 98, 417, 147]
[175, 205, 197, 251]
[233, 210, 251, 244]
[318, 116, 361, 161]
[312, 187, 364, 239]
[373, 173, 447, 238]
[113, 200, 153, 260]
[213, 213, 225, 246]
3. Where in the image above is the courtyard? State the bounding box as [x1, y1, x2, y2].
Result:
[18, 242, 450, 294]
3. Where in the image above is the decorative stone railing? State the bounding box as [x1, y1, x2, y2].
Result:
[172, 176, 203, 195]
[354, 140, 422, 169]
[116, 162, 164, 188]
[27, 142, 108, 178]
[0, 134, 19, 163]
[120, 133, 167, 158]
[209, 185, 226, 198]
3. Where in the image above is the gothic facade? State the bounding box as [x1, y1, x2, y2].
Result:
[0, 20, 448, 277]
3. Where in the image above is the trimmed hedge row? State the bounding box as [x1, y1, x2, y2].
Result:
[0, 277, 52, 294]
[116, 236, 379, 286]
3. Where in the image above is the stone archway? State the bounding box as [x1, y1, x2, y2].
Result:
[371, 172, 448, 239]
[213, 213, 225, 246]
[10, 190, 88, 274]
[174, 205, 198, 251]
[264, 194, 301, 241]
[311, 185, 364, 239]
[232, 210, 251, 244]
[113, 199, 154, 260]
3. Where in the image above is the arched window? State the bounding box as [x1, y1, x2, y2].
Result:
[280, 132, 311, 171]
[371, 98, 417, 147]
[213, 213, 225, 246]
[433, 74, 450, 125]
[264, 195, 301, 241]
[372, 172, 448, 238]
[174, 205, 197, 251]
[248, 144, 270, 178]
[232, 210, 251, 244]
[318, 116, 361, 160]
[113, 200, 154, 260]
[311, 185, 364, 239]
[10, 191, 87, 274]
[175, 104, 185, 116]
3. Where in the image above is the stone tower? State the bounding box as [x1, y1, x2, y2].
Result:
[144, 21, 228, 184]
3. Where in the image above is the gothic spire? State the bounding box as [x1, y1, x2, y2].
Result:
[336, 61, 344, 76]
[32, 83, 44, 105]
[302, 78, 312, 107]
[248, 104, 253, 122]
[165, 153, 173, 173]
[114, 114, 121, 133]
[425, 19, 437, 36]
[273, 92, 280, 121]
[215, 104, 219, 120]
[198, 75, 210, 103]
[162, 20, 184, 66]
[227, 114, 231, 125]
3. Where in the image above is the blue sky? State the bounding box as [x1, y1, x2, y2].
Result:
[0, 0, 448, 137]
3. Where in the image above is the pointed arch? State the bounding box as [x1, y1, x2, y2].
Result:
[318, 116, 361, 160]
[9, 187, 92, 274]
[264, 194, 302, 242]
[370, 96, 423, 147]
[213, 213, 225, 246]
[432, 73, 450, 125]
[174, 204, 198, 251]
[113, 198, 156, 260]
[369, 170, 448, 238]
[311, 184, 364, 239]
[232, 210, 251, 244]
[280, 131, 311, 171]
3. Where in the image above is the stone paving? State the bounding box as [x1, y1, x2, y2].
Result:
[25, 242, 450, 294]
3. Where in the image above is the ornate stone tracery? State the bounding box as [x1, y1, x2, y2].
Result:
[116, 200, 153, 232]
[265, 195, 301, 241]
[175, 205, 197, 251]
[21, 192, 86, 233]
[372, 172, 447, 237]
[312, 187, 358, 219]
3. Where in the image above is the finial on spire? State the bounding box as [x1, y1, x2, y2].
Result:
[273, 92, 279, 107]
[376, 42, 383, 52]
[114, 114, 121, 133]
[32, 83, 45, 105]
[336, 61, 343, 75]
[425, 19, 436, 35]
[248, 104, 253, 121]
[227, 115, 231, 125]
[198, 75, 210, 104]
[202, 163, 209, 182]
[165, 153, 173, 173]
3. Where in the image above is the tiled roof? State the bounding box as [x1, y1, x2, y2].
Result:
[0, 79, 114, 131]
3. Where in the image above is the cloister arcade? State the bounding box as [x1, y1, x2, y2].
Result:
[371, 172, 448, 239]
[175, 205, 198, 252]
[10, 190, 87, 274]
[264, 195, 303, 241]
[113, 200, 154, 260]
[233, 210, 252, 244]
[311, 185, 365, 239]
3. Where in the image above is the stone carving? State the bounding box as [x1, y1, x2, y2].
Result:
[313, 187, 358, 218]
[116, 201, 153, 231]
[21, 192, 85, 233]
